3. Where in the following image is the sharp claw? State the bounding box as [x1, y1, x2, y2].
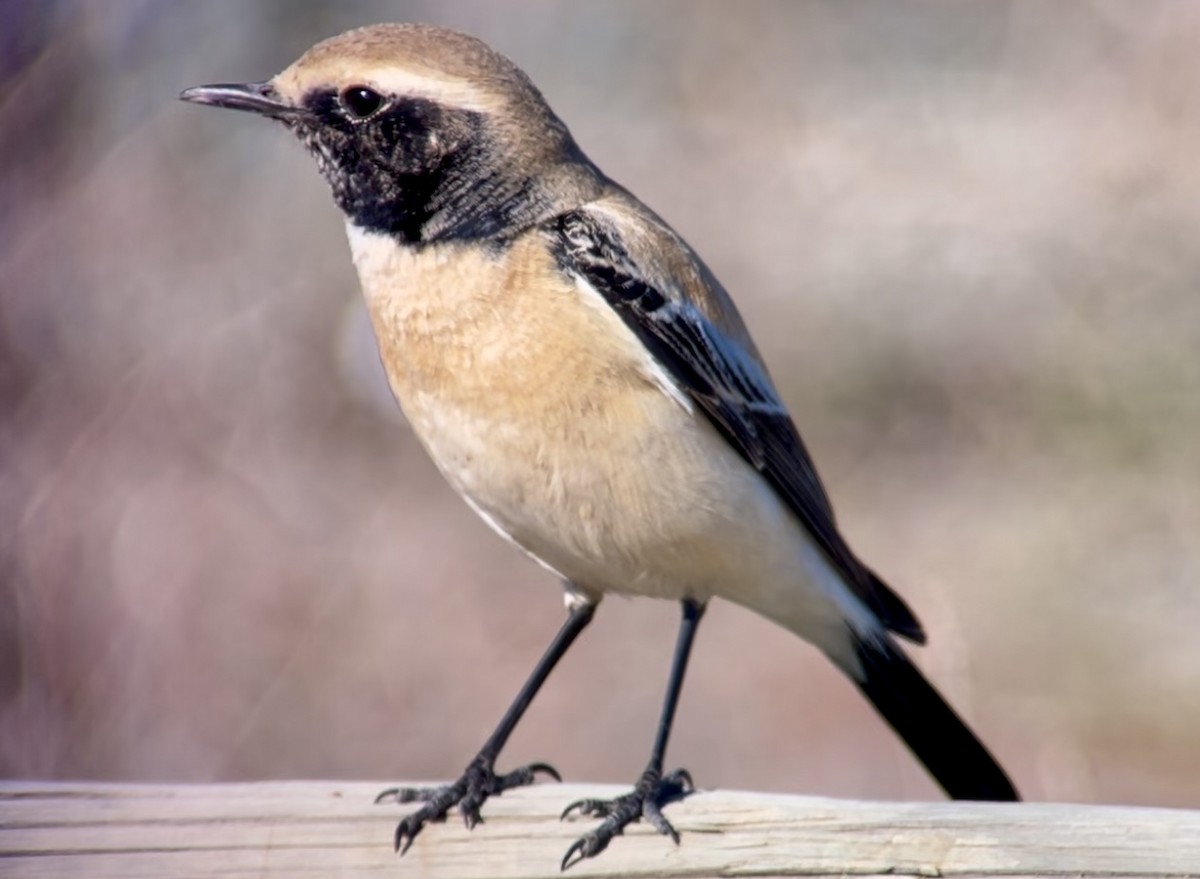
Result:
[375, 787, 399, 805]
[673, 768, 694, 792]
[643, 800, 679, 843]
[529, 761, 562, 783]
[560, 837, 588, 871]
[561, 829, 610, 870]
[560, 798, 589, 820]
[394, 821, 419, 856]
[459, 801, 483, 830]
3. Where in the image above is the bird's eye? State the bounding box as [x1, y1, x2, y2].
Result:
[339, 85, 384, 119]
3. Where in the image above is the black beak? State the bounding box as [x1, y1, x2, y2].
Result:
[179, 81, 305, 120]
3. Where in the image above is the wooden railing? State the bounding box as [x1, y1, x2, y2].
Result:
[3, 780, 1199, 877]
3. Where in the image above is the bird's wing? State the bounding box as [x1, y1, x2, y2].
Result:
[547, 195, 924, 643]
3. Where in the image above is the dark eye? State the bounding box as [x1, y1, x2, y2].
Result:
[339, 85, 384, 119]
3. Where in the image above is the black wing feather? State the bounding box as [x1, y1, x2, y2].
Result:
[551, 208, 924, 643]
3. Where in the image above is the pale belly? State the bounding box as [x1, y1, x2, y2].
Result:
[405, 379, 773, 599]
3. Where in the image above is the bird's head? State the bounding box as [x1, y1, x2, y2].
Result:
[181, 23, 600, 243]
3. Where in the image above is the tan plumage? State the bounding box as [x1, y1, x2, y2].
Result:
[181, 21, 1019, 868]
[347, 214, 864, 655]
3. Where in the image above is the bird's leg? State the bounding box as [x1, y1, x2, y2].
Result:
[377, 600, 596, 855]
[560, 599, 705, 870]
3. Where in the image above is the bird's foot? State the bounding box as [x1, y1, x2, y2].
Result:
[559, 766, 694, 870]
[376, 755, 561, 854]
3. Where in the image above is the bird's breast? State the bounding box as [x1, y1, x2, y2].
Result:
[343, 223, 806, 603]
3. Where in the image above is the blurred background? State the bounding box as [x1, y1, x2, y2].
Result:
[3, 0, 1199, 809]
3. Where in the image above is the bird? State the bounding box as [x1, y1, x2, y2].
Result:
[180, 22, 1019, 870]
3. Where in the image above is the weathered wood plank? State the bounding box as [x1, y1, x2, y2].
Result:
[2, 781, 1198, 879]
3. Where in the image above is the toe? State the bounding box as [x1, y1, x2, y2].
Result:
[374, 787, 401, 805]
[393, 815, 424, 855]
[496, 761, 562, 791]
[458, 790, 487, 829]
[560, 832, 608, 871]
[642, 798, 680, 843]
[560, 797, 610, 820]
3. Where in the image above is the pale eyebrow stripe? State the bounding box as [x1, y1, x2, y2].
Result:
[364, 67, 501, 113]
[274, 62, 503, 114]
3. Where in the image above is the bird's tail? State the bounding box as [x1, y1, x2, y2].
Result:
[852, 636, 1019, 801]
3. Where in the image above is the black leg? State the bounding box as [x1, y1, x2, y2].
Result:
[377, 599, 596, 855]
[560, 598, 705, 870]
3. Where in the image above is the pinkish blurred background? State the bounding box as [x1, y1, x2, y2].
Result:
[3, 1, 1199, 809]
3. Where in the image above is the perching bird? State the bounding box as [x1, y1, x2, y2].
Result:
[181, 22, 1019, 869]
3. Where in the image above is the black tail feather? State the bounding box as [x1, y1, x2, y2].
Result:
[853, 637, 1019, 801]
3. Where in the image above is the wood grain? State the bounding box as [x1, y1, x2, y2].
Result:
[3, 781, 1198, 878]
